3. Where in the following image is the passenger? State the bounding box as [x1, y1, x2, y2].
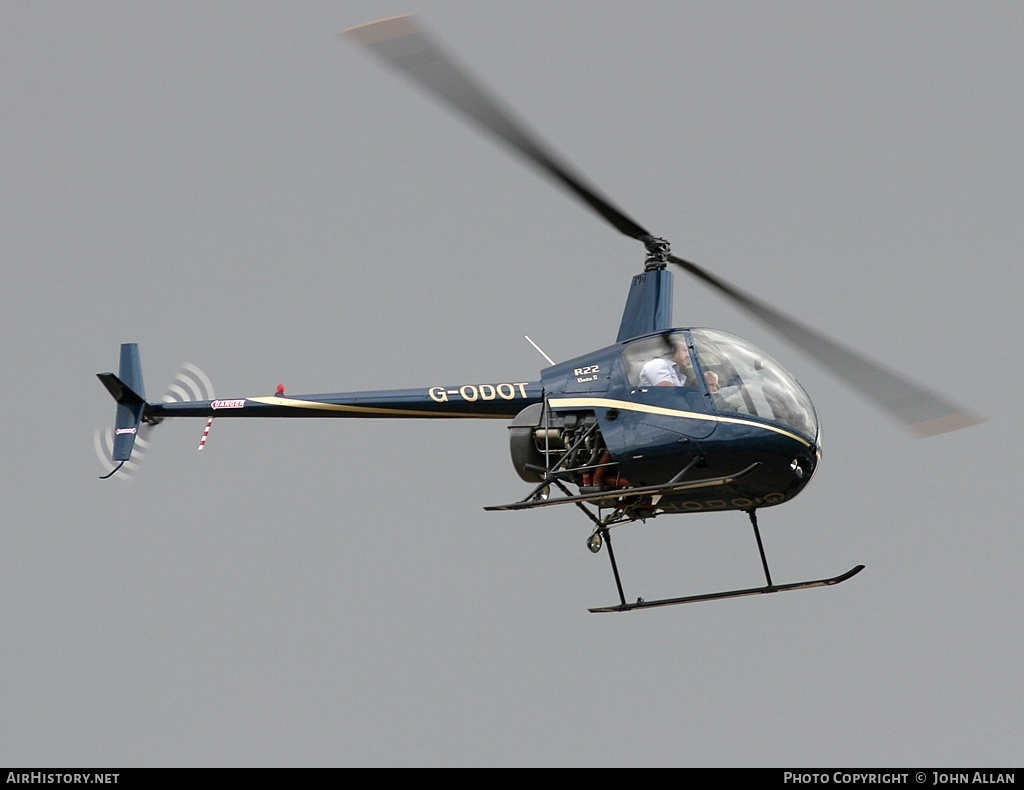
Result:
[705, 369, 732, 410]
[706, 370, 746, 412]
[639, 341, 692, 387]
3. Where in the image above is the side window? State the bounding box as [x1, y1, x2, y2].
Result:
[621, 331, 693, 387]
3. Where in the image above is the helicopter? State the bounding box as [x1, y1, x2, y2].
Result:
[97, 15, 983, 612]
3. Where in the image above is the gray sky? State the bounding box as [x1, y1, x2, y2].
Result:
[2, 0, 1021, 767]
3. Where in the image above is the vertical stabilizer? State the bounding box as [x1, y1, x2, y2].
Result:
[616, 268, 673, 343]
[97, 343, 148, 462]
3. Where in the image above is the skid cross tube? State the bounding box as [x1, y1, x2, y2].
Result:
[484, 463, 761, 512]
[601, 528, 627, 608]
[748, 508, 774, 588]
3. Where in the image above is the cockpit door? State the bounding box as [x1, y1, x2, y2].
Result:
[621, 331, 717, 441]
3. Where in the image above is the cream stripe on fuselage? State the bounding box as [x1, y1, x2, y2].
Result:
[246, 396, 514, 418]
[547, 396, 813, 447]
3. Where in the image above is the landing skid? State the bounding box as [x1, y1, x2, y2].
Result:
[589, 565, 865, 612]
[588, 508, 863, 613]
[484, 462, 761, 512]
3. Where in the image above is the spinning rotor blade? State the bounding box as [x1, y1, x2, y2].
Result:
[94, 363, 216, 479]
[667, 253, 982, 437]
[93, 424, 154, 481]
[343, 15, 653, 244]
[344, 17, 983, 437]
[162, 362, 216, 405]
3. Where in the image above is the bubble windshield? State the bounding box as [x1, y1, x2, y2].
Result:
[689, 329, 819, 442]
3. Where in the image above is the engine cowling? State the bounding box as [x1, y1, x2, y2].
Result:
[509, 404, 604, 484]
[508, 403, 550, 482]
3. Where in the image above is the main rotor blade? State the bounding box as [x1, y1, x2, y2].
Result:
[345, 16, 982, 438]
[343, 15, 653, 243]
[668, 254, 983, 437]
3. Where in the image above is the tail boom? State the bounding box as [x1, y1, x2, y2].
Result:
[148, 382, 544, 420]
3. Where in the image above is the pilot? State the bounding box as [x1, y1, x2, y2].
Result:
[639, 340, 692, 387]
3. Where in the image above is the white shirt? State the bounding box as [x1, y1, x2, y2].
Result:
[639, 357, 683, 387]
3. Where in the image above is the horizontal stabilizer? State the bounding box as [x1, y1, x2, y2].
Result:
[96, 372, 145, 408]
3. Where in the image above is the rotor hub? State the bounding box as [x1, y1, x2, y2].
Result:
[641, 235, 670, 270]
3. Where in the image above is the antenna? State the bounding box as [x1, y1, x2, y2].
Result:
[524, 335, 555, 366]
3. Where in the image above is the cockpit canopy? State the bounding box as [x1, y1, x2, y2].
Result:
[622, 328, 819, 443]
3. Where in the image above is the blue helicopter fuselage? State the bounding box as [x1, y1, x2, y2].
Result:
[107, 268, 819, 515]
[535, 324, 821, 514]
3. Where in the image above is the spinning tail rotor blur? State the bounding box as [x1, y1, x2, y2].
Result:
[94, 361, 215, 480]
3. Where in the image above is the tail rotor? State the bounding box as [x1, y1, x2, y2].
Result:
[94, 349, 215, 480]
[93, 423, 155, 480]
[163, 363, 215, 405]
